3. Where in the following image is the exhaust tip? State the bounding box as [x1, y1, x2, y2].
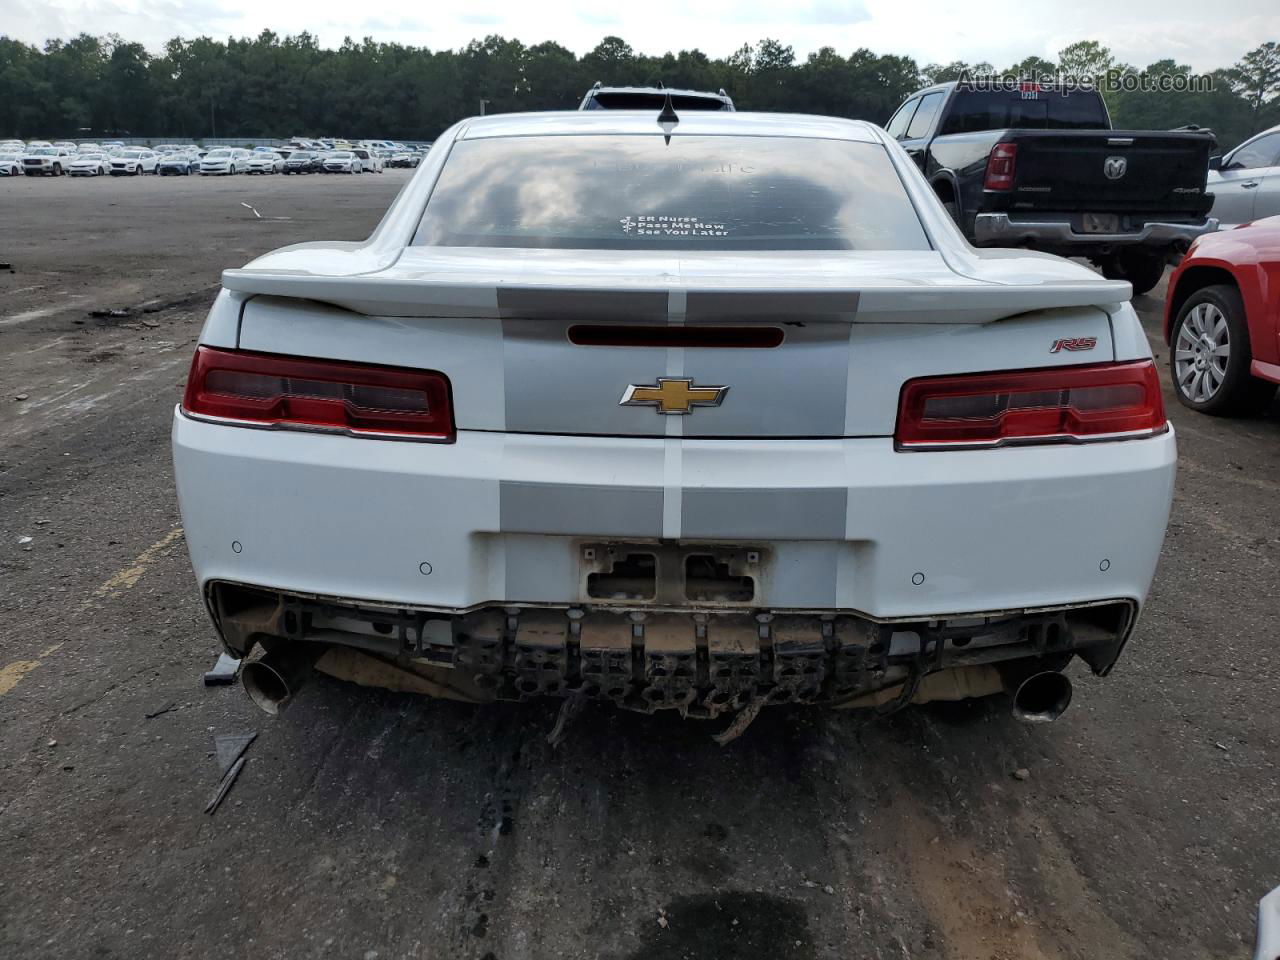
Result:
[242, 659, 291, 715]
[1012, 670, 1072, 723]
[241, 644, 322, 715]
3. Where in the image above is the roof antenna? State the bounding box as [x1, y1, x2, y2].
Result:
[657, 92, 679, 145]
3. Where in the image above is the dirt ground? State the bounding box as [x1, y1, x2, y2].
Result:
[1, 170, 1277, 960]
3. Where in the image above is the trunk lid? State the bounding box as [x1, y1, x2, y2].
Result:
[229, 248, 1124, 439]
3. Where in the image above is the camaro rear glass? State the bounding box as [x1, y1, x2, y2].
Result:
[414, 135, 929, 250]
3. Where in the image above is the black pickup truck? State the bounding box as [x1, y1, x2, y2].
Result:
[885, 82, 1217, 294]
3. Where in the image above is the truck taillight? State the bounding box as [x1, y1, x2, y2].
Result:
[983, 142, 1017, 191]
[895, 361, 1166, 450]
[182, 346, 454, 441]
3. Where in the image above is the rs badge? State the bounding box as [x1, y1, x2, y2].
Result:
[1050, 337, 1098, 353]
[620, 378, 728, 415]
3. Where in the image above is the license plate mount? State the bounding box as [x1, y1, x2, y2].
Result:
[1080, 213, 1120, 234]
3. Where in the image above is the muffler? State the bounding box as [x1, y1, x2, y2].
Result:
[241, 643, 324, 715]
[1009, 670, 1073, 723]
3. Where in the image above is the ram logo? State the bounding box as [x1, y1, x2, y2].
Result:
[1103, 156, 1128, 180]
[1050, 337, 1098, 353]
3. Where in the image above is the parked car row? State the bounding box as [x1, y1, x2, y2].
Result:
[0, 137, 430, 178]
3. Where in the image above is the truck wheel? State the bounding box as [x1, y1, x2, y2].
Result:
[1171, 284, 1277, 416]
[1098, 256, 1125, 281]
[1117, 251, 1165, 297]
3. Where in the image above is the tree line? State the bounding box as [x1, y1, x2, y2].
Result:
[1, 32, 1277, 151]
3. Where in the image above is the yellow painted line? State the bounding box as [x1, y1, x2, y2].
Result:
[89, 527, 185, 602]
[0, 661, 41, 697]
[4, 534, 184, 695]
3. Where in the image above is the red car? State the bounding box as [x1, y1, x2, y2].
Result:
[1164, 217, 1280, 415]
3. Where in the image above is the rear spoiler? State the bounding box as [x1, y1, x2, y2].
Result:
[221, 270, 1132, 325]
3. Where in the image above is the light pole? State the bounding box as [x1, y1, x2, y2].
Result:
[479, 99, 490, 116]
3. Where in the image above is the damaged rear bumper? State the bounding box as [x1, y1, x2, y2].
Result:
[210, 581, 1136, 717]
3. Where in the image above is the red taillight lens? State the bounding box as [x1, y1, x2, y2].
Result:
[182, 346, 454, 441]
[895, 361, 1166, 449]
[984, 142, 1017, 191]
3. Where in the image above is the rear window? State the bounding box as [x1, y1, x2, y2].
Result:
[941, 89, 1109, 133]
[414, 135, 929, 251]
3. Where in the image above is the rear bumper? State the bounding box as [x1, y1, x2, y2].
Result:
[974, 212, 1218, 249]
[172, 409, 1177, 622]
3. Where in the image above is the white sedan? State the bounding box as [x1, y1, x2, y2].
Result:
[198, 148, 250, 175]
[109, 148, 160, 176]
[173, 111, 1175, 724]
[0, 150, 24, 176]
[244, 151, 285, 174]
[321, 150, 363, 173]
[68, 152, 111, 176]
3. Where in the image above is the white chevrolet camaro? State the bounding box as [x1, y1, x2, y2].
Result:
[172, 111, 1176, 725]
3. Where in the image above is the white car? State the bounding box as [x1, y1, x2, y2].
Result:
[68, 152, 111, 176]
[21, 145, 74, 176]
[76, 142, 102, 154]
[109, 148, 159, 176]
[0, 150, 25, 176]
[322, 150, 363, 173]
[199, 148, 250, 175]
[1208, 125, 1280, 227]
[353, 148, 384, 173]
[245, 151, 285, 174]
[173, 112, 1176, 723]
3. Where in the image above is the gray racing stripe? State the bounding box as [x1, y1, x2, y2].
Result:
[496, 288, 669, 321]
[682, 488, 848, 540]
[500, 481, 663, 537]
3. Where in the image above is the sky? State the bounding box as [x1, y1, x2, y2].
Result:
[3, 0, 1277, 72]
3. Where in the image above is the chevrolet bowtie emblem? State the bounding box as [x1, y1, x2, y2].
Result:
[620, 378, 729, 415]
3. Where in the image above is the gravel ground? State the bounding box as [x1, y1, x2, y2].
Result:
[1, 170, 1277, 960]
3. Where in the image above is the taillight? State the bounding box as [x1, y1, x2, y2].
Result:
[984, 142, 1017, 191]
[895, 360, 1166, 450]
[182, 346, 454, 441]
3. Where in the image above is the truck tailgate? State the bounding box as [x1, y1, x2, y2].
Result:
[1008, 131, 1213, 215]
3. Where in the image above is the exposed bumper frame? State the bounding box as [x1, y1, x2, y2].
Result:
[207, 580, 1138, 717]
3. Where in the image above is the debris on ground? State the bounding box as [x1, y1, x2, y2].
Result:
[546, 692, 586, 747]
[18, 536, 33, 545]
[0, 262, 11, 271]
[203, 652, 240, 686]
[144, 701, 177, 720]
[205, 757, 248, 814]
[656, 907, 669, 929]
[46, 739, 57, 748]
[711, 695, 768, 746]
[15, 394, 29, 401]
[88, 308, 132, 320]
[214, 732, 257, 774]
[1012, 767, 1031, 781]
[206, 731, 257, 814]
